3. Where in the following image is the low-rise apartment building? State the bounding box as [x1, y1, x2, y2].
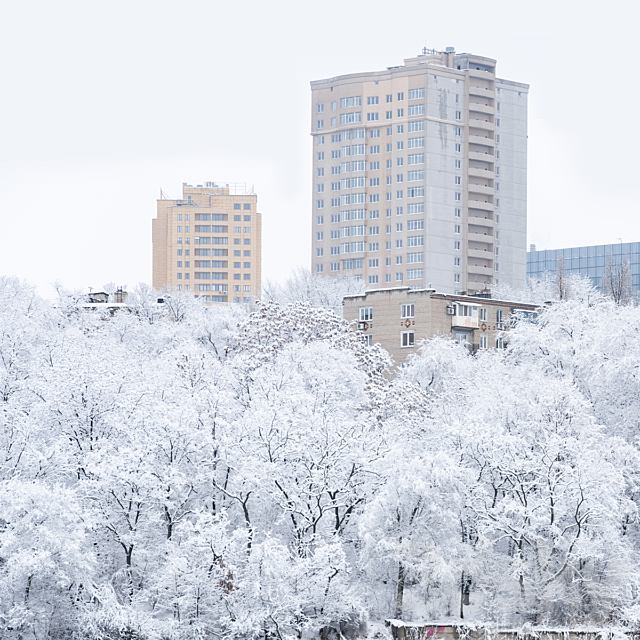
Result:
[343, 287, 537, 364]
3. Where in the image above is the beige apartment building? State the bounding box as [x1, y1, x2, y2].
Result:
[311, 48, 528, 295]
[343, 287, 537, 365]
[152, 183, 261, 303]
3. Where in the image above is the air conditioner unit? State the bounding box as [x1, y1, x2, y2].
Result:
[357, 321, 367, 330]
[446, 306, 455, 315]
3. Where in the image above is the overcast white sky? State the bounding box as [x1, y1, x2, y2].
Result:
[1, 0, 638, 297]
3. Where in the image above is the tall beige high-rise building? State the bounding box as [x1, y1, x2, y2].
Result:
[310, 48, 528, 294]
[152, 182, 261, 303]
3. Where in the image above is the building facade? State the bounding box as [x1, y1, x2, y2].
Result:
[527, 242, 640, 292]
[152, 183, 261, 303]
[311, 48, 528, 295]
[343, 287, 537, 365]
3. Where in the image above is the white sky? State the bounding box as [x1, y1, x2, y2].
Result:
[1, 0, 638, 297]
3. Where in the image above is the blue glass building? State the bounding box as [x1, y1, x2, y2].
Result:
[527, 242, 640, 292]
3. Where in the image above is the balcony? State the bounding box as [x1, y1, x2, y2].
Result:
[468, 200, 494, 213]
[469, 68, 495, 80]
[469, 119, 494, 132]
[468, 216, 495, 230]
[469, 134, 495, 148]
[468, 263, 493, 276]
[468, 167, 495, 179]
[469, 150, 495, 163]
[468, 248, 494, 261]
[469, 86, 495, 99]
[468, 184, 494, 197]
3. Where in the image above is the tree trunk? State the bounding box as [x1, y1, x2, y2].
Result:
[395, 562, 405, 619]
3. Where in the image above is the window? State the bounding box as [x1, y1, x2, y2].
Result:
[370, 161, 380, 170]
[455, 176, 461, 185]
[386, 257, 391, 266]
[386, 94, 393, 103]
[318, 152, 324, 160]
[396, 223, 403, 232]
[408, 137, 424, 148]
[396, 190, 403, 199]
[454, 257, 461, 266]
[368, 275, 378, 284]
[234, 204, 241, 210]
[243, 238, 251, 245]
[454, 208, 461, 218]
[386, 241, 392, 249]
[243, 273, 251, 280]
[455, 144, 461, 153]
[177, 261, 182, 267]
[401, 331, 414, 347]
[455, 127, 462, 136]
[369, 210, 379, 219]
[318, 168, 324, 177]
[408, 104, 424, 116]
[397, 125, 404, 134]
[340, 112, 362, 124]
[370, 129, 380, 138]
[386, 110, 393, 119]
[401, 304, 414, 318]
[495, 118, 500, 127]
[367, 112, 379, 121]
[407, 219, 423, 230]
[407, 235, 424, 247]
[479, 308, 487, 321]
[234, 215, 241, 221]
[455, 192, 461, 201]
[243, 227, 251, 234]
[331, 262, 340, 272]
[331, 101, 337, 110]
[455, 159, 461, 169]
[386, 143, 392, 152]
[234, 273, 241, 280]
[396, 206, 403, 215]
[496, 337, 504, 349]
[396, 273, 403, 282]
[364, 334, 373, 346]
[369, 258, 379, 267]
[367, 96, 379, 105]
[369, 242, 379, 251]
[386, 208, 392, 217]
[408, 119, 424, 131]
[243, 285, 251, 292]
[455, 110, 461, 120]
[386, 160, 392, 169]
[317, 119, 324, 129]
[408, 153, 424, 165]
[244, 250, 251, 257]
[397, 157, 404, 166]
[480, 335, 488, 349]
[407, 186, 424, 198]
[370, 145, 380, 154]
[454, 241, 461, 250]
[318, 135, 325, 145]
[407, 252, 423, 264]
[397, 109, 404, 117]
[317, 248, 323, 257]
[396, 256, 402, 264]
[317, 264, 323, 273]
[407, 170, 424, 181]
[396, 240, 403, 248]
[454, 274, 461, 283]
[397, 174, 404, 183]
[454, 225, 461, 234]
[177, 249, 182, 256]
[386, 225, 391, 233]
[317, 104, 324, 113]
[369, 226, 379, 235]
[406, 268, 423, 280]
[386, 176, 392, 185]
[397, 92, 404, 101]
[317, 200, 324, 209]
[408, 88, 424, 100]
[340, 96, 362, 108]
